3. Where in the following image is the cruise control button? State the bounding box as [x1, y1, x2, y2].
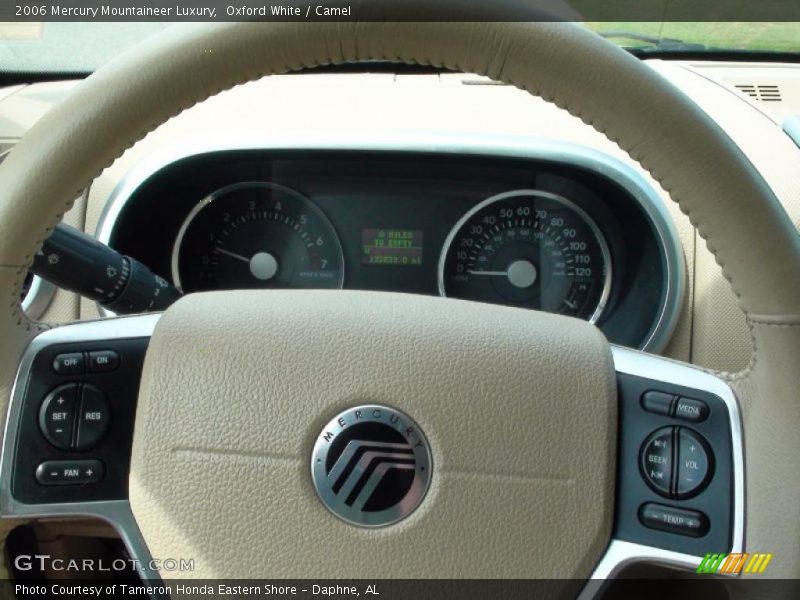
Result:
[640, 426, 674, 497]
[88, 350, 119, 372]
[35, 460, 104, 486]
[639, 503, 709, 537]
[75, 385, 111, 451]
[676, 428, 713, 499]
[674, 397, 709, 422]
[641, 391, 675, 416]
[39, 384, 78, 450]
[52, 353, 85, 375]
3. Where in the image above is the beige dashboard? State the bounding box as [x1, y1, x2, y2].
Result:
[2, 58, 799, 373]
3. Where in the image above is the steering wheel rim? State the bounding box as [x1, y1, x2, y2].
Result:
[1, 19, 799, 579]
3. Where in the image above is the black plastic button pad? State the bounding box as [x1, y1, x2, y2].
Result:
[12, 338, 148, 504]
[615, 373, 734, 556]
[640, 391, 674, 416]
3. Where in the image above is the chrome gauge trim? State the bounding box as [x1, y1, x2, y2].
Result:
[0, 314, 163, 584]
[95, 132, 686, 350]
[436, 189, 613, 324]
[21, 275, 56, 320]
[169, 181, 345, 293]
[1, 318, 742, 593]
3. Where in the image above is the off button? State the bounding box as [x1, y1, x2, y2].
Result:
[640, 426, 673, 497]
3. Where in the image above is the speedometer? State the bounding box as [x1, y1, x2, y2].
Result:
[172, 182, 344, 293]
[438, 190, 611, 322]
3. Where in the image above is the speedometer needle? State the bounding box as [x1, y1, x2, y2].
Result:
[217, 248, 250, 263]
[468, 270, 508, 276]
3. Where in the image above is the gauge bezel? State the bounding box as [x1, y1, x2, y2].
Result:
[170, 181, 345, 293]
[437, 189, 613, 324]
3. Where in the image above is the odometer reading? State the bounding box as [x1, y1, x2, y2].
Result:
[362, 228, 423, 266]
[438, 190, 611, 322]
[172, 182, 344, 293]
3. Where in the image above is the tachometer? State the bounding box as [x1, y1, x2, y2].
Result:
[172, 182, 344, 292]
[438, 190, 611, 322]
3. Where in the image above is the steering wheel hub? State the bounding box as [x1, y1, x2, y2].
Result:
[130, 290, 616, 578]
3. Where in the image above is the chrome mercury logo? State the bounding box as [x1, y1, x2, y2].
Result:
[311, 405, 432, 527]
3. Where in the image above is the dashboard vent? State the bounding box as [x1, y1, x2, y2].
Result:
[735, 84, 782, 102]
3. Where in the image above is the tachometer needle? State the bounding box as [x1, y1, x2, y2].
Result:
[217, 248, 251, 263]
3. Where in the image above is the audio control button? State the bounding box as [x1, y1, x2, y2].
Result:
[640, 426, 673, 497]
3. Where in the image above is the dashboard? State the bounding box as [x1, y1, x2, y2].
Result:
[97, 138, 684, 351]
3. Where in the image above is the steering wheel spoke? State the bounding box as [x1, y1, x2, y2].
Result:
[0, 314, 160, 582]
[586, 346, 745, 586]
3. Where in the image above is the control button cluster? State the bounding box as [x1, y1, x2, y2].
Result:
[640, 426, 714, 499]
[35, 460, 104, 485]
[39, 384, 110, 451]
[52, 350, 119, 375]
[641, 390, 709, 422]
[638, 503, 709, 537]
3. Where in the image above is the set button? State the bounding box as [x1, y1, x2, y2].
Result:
[640, 426, 714, 499]
[39, 384, 111, 451]
[641, 391, 709, 422]
[38, 384, 78, 450]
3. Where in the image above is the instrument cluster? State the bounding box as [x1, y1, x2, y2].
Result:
[100, 143, 684, 350]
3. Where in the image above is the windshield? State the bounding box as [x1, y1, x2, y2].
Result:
[1, 22, 799, 74]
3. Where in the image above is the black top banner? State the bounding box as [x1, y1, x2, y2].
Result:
[4, 0, 800, 22]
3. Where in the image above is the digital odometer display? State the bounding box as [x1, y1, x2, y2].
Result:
[362, 229, 423, 266]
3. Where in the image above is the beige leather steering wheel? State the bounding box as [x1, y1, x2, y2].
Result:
[1, 20, 799, 583]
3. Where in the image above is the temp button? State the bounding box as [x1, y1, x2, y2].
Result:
[639, 503, 709, 537]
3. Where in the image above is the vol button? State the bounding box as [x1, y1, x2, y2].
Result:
[676, 428, 714, 499]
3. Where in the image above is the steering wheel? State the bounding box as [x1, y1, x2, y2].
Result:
[1, 20, 799, 585]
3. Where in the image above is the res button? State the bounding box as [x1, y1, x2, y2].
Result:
[75, 385, 111, 451]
